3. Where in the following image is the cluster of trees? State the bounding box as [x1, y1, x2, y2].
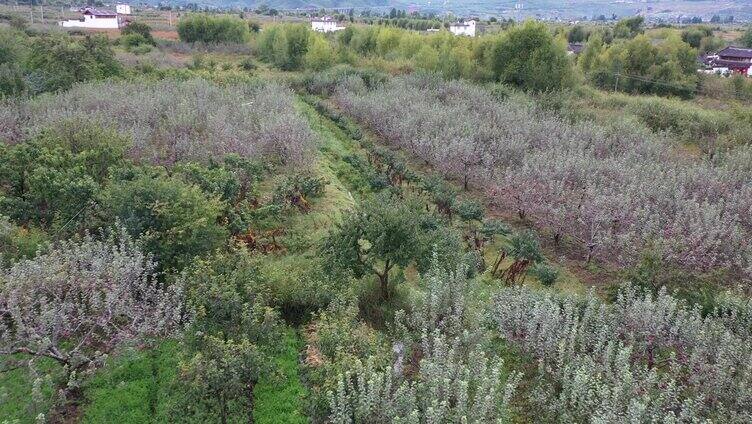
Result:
[374, 17, 442, 31]
[332, 74, 752, 281]
[576, 19, 699, 97]
[0, 76, 323, 420]
[681, 26, 725, 53]
[259, 21, 573, 92]
[177, 14, 250, 44]
[581, 32, 697, 97]
[1, 79, 313, 165]
[493, 285, 752, 421]
[0, 28, 121, 97]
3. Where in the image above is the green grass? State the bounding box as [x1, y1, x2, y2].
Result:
[0, 357, 59, 423]
[254, 328, 308, 424]
[80, 341, 180, 424]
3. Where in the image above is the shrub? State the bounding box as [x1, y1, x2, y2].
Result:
[0, 121, 128, 231]
[488, 20, 574, 92]
[322, 193, 426, 301]
[177, 250, 283, 423]
[25, 34, 121, 93]
[121, 21, 155, 45]
[0, 215, 48, 266]
[100, 170, 228, 271]
[2, 80, 314, 165]
[531, 262, 559, 286]
[257, 24, 311, 71]
[0, 62, 25, 98]
[177, 14, 249, 44]
[0, 229, 184, 401]
[584, 34, 698, 98]
[492, 286, 752, 421]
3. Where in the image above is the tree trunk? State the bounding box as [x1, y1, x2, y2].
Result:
[586, 243, 595, 264]
[379, 272, 390, 301]
[379, 260, 391, 300]
[492, 250, 507, 277]
[220, 393, 228, 424]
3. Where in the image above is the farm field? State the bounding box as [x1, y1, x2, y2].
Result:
[1, 6, 752, 423]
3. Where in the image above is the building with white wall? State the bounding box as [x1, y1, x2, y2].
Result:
[59, 7, 122, 29]
[116, 4, 132, 15]
[311, 16, 346, 33]
[449, 20, 477, 37]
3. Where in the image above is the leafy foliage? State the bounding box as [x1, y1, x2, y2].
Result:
[492, 286, 752, 422]
[488, 20, 574, 92]
[25, 34, 121, 94]
[323, 193, 426, 300]
[1, 79, 314, 165]
[0, 121, 127, 231]
[177, 251, 283, 423]
[581, 33, 698, 97]
[100, 168, 228, 272]
[177, 14, 249, 44]
[121, 22, 156, 46]
[0, 229, 184, 399]
[333, 73, 752, 281]
[257, 24, 312, 71]
[329, 265, 520, 423]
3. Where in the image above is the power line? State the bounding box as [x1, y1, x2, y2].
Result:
[609, 71, 752, 102]
[51, 200, 94, 239]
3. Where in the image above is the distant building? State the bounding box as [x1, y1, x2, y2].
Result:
[59, 7, 122, 29]
[703, 47, 752, 77]
[311, 16, 346, 33]
[449, 20, 477, 37]
[116, 4, 132, 15]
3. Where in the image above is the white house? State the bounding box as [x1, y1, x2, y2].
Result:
[311, 16, 346, 33]
[116, 4, 132, 15]
[59, 8, 122, 29]
[449, 20, 477, 37]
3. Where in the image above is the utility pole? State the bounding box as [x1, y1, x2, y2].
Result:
[40, 1, 44, 24]
[614, 73, 619, 92]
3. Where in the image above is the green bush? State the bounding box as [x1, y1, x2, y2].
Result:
[0, 122, 128, 231]
[583, 34, 697, 98]
[488, 20, 574, 92]
[25, 34, 121, 93]
[177, 14, 249, 44]
[0, 215, 48, 266]
[100, 169, 228, 271]
[257, 24, 311, 71]
[0, 62, 25, 97]
[120, 33, 153, 54]
[531, 263, 559, 287]
[121, 21, 155, 45]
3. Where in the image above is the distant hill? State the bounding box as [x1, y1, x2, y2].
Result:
[248, 0, 393, 9]
[205, 0, 752, 20]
